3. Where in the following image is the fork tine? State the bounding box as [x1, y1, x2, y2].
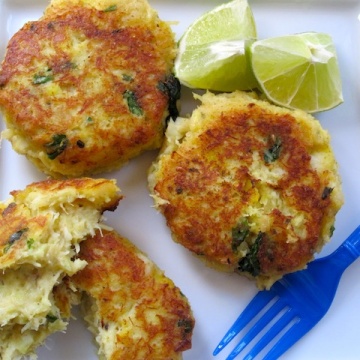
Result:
[225, 297, 287, 360]
[263, 319, 314, 360]
[213, 290, 275, 356]
[241, 307, 298, 360]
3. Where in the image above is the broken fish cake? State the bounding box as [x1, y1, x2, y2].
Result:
[0, 178, 121, 359]
[148, 91, 344, 289]
[0, 0, 178, 178]
[70, 229, 195, 360]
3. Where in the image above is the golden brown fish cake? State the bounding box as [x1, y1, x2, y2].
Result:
[0, 0, 178, 178]
[0, 178, 121, 359]
[70, 229, 194, 360]
[148, 91, 344, 289]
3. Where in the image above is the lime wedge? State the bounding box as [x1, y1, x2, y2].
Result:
[250, 32, 343, 113]
[174, 0, 257, 92]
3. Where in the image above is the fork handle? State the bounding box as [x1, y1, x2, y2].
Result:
[328, 225, 360, 271]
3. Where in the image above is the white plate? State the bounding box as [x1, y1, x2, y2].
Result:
[1, 1, 360, 359]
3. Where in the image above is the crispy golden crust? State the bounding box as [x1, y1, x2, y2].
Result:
[0, 177, 122, 265]
[0, 0, 176, 177]
[149, 91, 344, 289]
[71, 230, 194, 360]
[10, 177, 122, 212]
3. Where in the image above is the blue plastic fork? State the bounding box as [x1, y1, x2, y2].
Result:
[213, 224, 360, 360]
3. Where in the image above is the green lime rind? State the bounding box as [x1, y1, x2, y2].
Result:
[175, 0, 258, 92]
[250, 32, 343, 113]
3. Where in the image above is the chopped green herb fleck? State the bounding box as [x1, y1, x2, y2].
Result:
[45, 134, 69, 160]
[27, 238, 35, 249]
[46, 314, 58, 323]
[237, 232, 263, 276]
[76, 140, 85, 148]
[86, 116, 94, 123]
[231, 218, 250, 252]
[122, 74, 133, 82]
[3, 228, 29, 254]
[158, 74, 181, 122]
[123, 90, 143, 116]
[177, 319, 193, 334]
[3, 244, 11, 254]
[330, 225, 335, 237]
[322, 187, 333, 200]
[33, 73, 53, 85]
[8, 228, 28, 244]
[264, 135, 282, 163]
[103, 5, 117, 12]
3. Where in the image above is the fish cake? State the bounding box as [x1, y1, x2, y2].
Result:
[70, 229, 194, 360]
[0, 0, 178, 178]
[148, 91, 344, 289]
[0, 178, 121, 359]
